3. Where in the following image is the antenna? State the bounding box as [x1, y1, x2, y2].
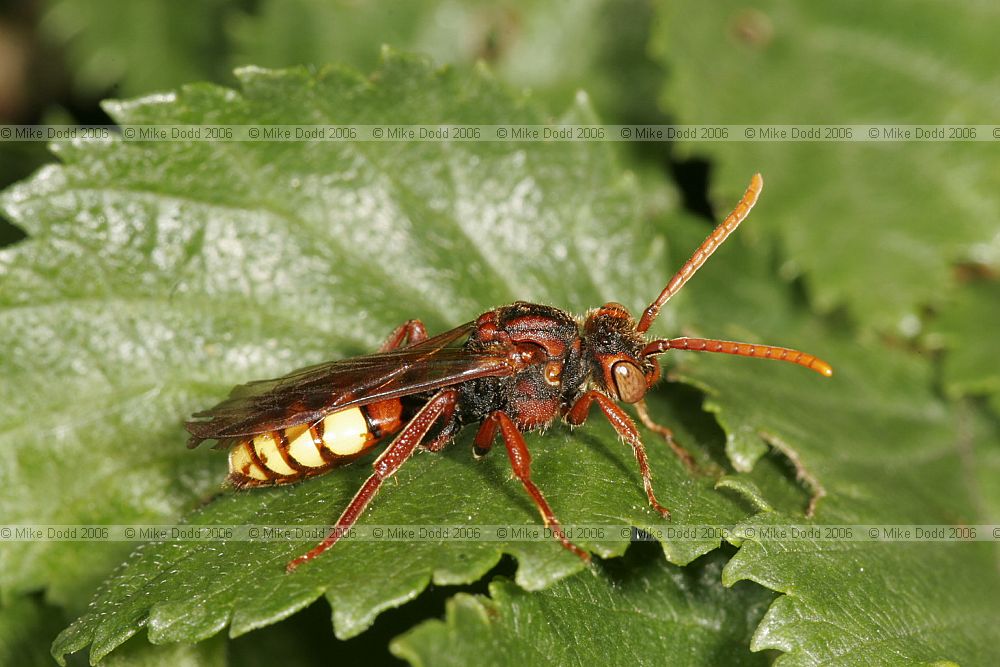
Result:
[643, 337, 833, 377]
[637, 173, 763, 334]
[637, 173, 833, 378]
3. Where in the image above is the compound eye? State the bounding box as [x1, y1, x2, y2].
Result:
[611, 361, 647, 404]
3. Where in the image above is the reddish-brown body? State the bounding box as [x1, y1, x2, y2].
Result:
[186, 174, 832, 571]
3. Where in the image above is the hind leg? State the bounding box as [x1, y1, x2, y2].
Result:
[379, 319, 428, 352]
[286, 389, 458, 572]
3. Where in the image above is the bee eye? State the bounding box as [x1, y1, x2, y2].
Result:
[611, 361, 647, 403]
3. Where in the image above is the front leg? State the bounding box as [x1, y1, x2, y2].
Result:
[565, 391, 671, 519]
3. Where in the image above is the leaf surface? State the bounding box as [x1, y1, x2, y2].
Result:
[653, 0, 1000, 333]
[661, 214, 1000, 666]
[392, 546, 777, 667]
[231, 0, 666, 122]
[927, 276, 1000, 416]
[0, 55, 767, 664]
[40, 0, 233, 96]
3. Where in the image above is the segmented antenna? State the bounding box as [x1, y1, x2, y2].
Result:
[637, 173, 764, 334]
[643, 337, 833, 377]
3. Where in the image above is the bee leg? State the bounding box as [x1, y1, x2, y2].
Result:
[472, 418, 497, 458]
[423, 404, 459, 452]
[379, 319, 428, 352]
[286, 389, 457, 572]
[634, 399, 698, 472]
[490, 411, 590, 562]
[566, 391, 670, 519]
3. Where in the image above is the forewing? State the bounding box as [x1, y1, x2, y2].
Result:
[185, 323, 508, 445]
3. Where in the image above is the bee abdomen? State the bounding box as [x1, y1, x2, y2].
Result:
[229, 399, 404, 488]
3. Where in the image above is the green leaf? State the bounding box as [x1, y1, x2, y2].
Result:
[0, 55, 773, 664]
[391, 545, 777, 667]
[225, 598, 369, 667]
[652, 0, 1000, 333]
[100, 635, 226, 667]
[40, 0, 668, 127]
[0, 597, 71, 667]
[231, 0, 667, 122]
[48, 393, 762, 663]
[927, 276, 1000, 415]
[229, 0, 436, 76]
[725, 510, 997, 667]
[660, 214, 1000, 664]
[40, 0, 233, 96]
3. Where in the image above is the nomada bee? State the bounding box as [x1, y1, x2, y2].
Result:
[186, 173, 832, 571]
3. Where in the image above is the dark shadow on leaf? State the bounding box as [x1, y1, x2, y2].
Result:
[229, 553, 516, 667]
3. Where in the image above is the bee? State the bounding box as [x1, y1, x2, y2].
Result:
[186, 174, 832, 571]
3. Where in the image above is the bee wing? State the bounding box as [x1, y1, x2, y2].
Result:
[185, 322, 510, 446]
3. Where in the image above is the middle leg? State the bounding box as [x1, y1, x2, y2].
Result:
[634, 399, 697, 472]
[486, 412, 589, 562]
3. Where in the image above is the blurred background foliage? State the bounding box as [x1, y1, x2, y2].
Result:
[0, 0, 675, 247]
[3, 0, 996, 410]
[1, 0, 998, 665]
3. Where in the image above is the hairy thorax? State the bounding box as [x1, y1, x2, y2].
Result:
[458, 302, 587, 430]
